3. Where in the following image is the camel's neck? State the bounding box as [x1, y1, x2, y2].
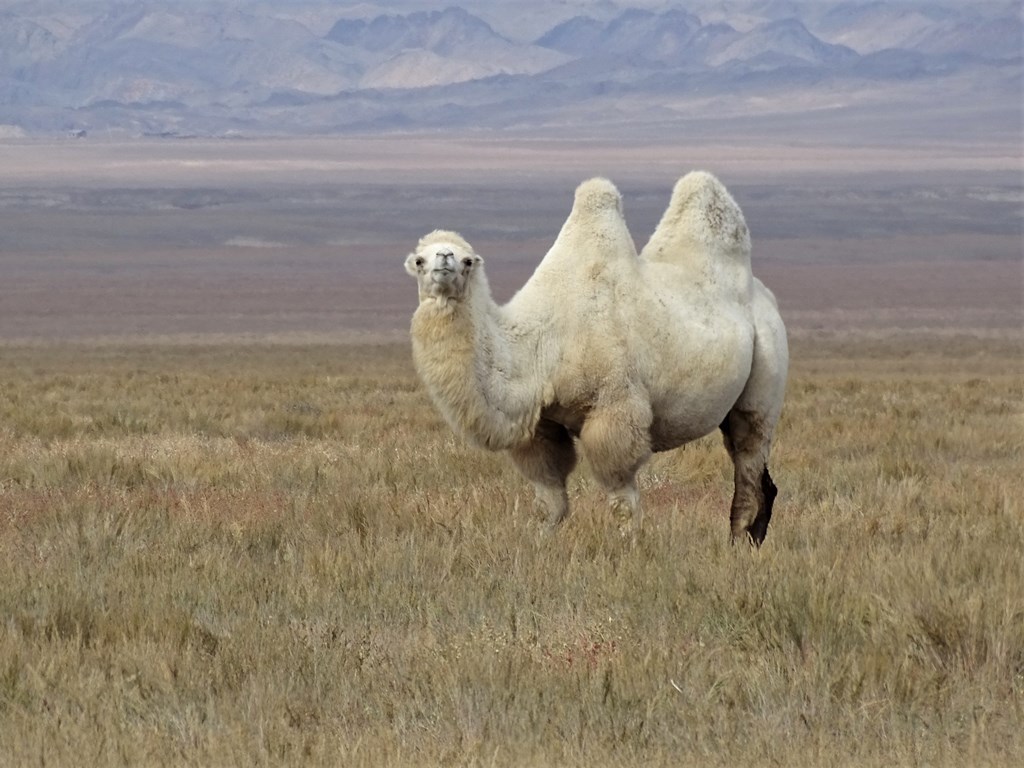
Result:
[410, 281, 552, 450]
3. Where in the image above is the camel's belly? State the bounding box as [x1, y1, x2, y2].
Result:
[543, 341, 751, 452]
[645, 316, 754, 451]
[647, 368, 748, 450]
[648, 399, 733, 451]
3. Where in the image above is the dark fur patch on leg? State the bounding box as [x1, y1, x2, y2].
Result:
[719, 417, 734, 455]
[748, 467, 777, 546]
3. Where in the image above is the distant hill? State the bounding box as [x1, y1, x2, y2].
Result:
[326, 7, 569, 88]
[0, 1, 1019, 139]
[538, 8, 706, 64]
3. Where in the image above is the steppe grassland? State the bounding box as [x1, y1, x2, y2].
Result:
[0, 339, 1021, 766]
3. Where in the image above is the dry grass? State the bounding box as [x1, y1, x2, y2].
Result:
[0, 340, 1021, 766]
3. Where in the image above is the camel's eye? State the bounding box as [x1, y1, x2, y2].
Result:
[414, 257, 425, 268]
[462, 258, 474, 267]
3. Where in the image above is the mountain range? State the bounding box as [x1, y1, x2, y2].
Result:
[0, 1, 1020, 139]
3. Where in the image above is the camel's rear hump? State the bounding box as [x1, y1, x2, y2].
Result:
[640, 172, 753, 299]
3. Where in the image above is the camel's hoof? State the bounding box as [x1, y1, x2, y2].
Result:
[545, 512, 567, 529]
[537, 511, 567, 538]
[542, 522, 562, 537]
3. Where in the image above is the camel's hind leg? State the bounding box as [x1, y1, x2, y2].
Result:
[508, 419, 577, 527]
[723, 278, 788, 545]
[720, 409, 778, 546]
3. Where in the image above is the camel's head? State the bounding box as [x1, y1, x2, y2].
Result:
[405, 229, 484, 304]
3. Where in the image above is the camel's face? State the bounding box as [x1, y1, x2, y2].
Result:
[405, 240, 482, 303]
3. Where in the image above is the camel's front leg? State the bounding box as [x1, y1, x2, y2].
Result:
[508, 419, 577, 527]
[579, 402, 652, 537]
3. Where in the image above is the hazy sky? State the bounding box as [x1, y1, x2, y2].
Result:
[2, 0, 1002, 8]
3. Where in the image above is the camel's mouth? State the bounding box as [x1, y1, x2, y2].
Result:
[431, 268, 456, 282]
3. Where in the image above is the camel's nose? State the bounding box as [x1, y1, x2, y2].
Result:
[433, 249, 455, 273]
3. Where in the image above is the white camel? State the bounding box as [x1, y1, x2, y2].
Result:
[404, 172, 788, 544]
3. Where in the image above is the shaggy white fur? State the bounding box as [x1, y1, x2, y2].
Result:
[404, 172, 788, 544]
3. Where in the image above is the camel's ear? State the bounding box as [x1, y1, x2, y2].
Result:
[404, 252, 425, 276]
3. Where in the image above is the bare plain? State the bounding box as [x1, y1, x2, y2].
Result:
[0, 137, 1022, 766]
[0, 136, 1021, 343]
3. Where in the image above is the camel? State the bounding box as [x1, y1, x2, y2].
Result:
[403, 172, 788, 544]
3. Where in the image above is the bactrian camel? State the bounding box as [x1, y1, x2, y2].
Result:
[404, 172, 788, 544]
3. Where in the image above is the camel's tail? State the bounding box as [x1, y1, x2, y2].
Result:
[640, 171, 752, 274]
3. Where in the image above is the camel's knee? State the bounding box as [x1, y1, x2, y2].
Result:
[533, 484, 570, 527]
[608, 482, 643, 537]
[720, 408, 774, 458]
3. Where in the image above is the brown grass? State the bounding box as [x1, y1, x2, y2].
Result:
[0, 339, 1021, 766]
